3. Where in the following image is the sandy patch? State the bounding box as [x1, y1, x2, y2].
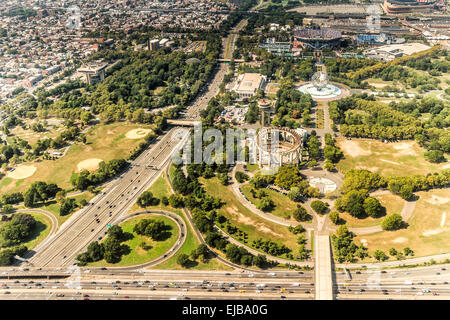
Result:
[338, 140, 371, 157]
[441, 163, 450, 169]
[77, 158, 103, 172]
[441, 212, 446, 228]
[107, 130, 115, 135]
[426, 195, 450, 205]
[126, 128, 153, 140]
[391, 237, 408, 244]
[380, 159, 399, 165]
[7, 165, 37, 180]
[370, 83, 387, 89]
[392, 141, 417, 156]
[422, 229, 444, 237]
[225, 206, 283, 238]
[360, 239, 368, 247]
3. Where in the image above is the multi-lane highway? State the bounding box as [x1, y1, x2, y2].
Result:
[0, 270, 315, 300]
[334, 265, 450, 299]
[24, 19, 248, 269]
[27, 128, 189, 267]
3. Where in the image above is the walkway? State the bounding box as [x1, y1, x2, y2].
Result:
[230, 165, 314, 229]
[315, 234, 333, 300]
[336, 252, 450, 269]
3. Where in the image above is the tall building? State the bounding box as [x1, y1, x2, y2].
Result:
[149, 39, 160, 51]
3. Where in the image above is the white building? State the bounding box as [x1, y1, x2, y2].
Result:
[231, 73, 267, 99]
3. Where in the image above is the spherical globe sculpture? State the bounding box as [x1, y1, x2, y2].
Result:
[311, 72, 329, 90]
[298, 70, 342, 100]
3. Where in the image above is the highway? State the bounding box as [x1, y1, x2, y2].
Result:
[19, 17, 247, 270]
[333, 265, 450, 299]
[0, 272, 315, 300]
[27, 127, 189, 267]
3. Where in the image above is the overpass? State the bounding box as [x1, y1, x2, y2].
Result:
[314, 234, 334, 300]
[217, 58, 245, 63]
[167, 119, 199, 127]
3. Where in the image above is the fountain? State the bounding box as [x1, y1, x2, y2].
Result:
[298, 71, 342, 100]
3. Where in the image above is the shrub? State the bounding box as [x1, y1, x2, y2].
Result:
[311, 200, 329, 214]
[381, 213, 403, 231]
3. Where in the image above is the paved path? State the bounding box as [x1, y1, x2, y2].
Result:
[315, 234, 333, 300]
[165, 164, 284, 273]
[215, 226, 314, 267]
[230, 165, 316, 229]
[346, 192, 417, 235]
[336, 253, 450, 269]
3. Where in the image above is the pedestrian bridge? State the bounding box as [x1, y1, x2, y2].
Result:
[167, 119, 199, 127]
[217, 59, 245, 63]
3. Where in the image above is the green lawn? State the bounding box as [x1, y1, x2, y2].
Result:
[21, 212, 52, 250]
[88, 214, 179, 267]
[131, 170, 233, 271]
[246, 164, 259, 173]
[201, 177, 300, 260]
[339, 193, 404, 228]
[316, 107, 324, 129]
[40, 192, 95, 228]
[0, 122, 153, 194]
[240, 183, 299, 221]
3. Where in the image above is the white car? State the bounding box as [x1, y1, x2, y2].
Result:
[417, 292, 424, 296]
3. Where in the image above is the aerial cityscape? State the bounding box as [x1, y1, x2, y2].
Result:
[0, 0, 449, 307]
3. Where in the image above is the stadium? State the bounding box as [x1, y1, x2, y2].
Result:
[255, 127, 304, 167]
[383, 0, 441, 14]
[294, 28, 342, 50]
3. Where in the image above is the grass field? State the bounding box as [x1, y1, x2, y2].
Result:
[354, 189, 450, 260]
[339, 193, 404, 228]
[39, 192, 95, 228]
[241, 183, 299, 221]
[21, 212, 52, 250]
[0, 122, 152, 194]
[201, 177, 300, 259]
[246, 164, 259, 173]
[9, 118, 64, 146]
[88, 214, 179, 267]
[136, 169, 233, 271]
[336, 138, 449, 177]
[316, 107, 324, 129]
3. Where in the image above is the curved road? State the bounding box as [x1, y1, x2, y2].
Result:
[89, 210, 187, 271]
